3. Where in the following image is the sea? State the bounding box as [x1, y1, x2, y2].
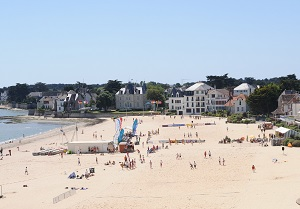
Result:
[0, 109, 66, 143]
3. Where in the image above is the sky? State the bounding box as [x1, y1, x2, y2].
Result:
[1, 0, 299, 88]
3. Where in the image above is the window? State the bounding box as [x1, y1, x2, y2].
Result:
[237, 107, 239, 111]
[187, 97, 189, 101]
[241, 107, 244, 111]
[239, 100, 241, 105]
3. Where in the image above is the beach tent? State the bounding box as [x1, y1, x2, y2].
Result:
[67, 141, 112, 154]
[275, 127, 292, 139]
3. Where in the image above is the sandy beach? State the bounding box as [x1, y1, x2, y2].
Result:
[0, 115, 299, 209]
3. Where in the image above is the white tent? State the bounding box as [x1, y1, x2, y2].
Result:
[275, 127, 290, 134]
[67, 141, 112, 153]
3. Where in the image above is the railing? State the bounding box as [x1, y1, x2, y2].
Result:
[53, 189, 76, 204]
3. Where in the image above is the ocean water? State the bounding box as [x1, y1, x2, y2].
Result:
[0, 109, 66, 143]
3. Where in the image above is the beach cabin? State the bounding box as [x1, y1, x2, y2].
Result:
[275, 127, 292, 139]
[67, 141, 112, 154]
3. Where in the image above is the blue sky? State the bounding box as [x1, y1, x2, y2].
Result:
[1, 1, 299, 88]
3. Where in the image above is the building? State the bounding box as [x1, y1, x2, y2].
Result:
[183, 82, 214, 115]
[167, 87, 184, 114]
[55, 93, 68, 113]
[64, 89, 97, 112]
[233, 83, 256, 96]
[37, 96, 57, 110]
[224, 94, 248, 114]
[272, 90, 299, 117]
[115, 82, 147, 110]
[0, 90, 8, 103]
[206, 89, 230, 112]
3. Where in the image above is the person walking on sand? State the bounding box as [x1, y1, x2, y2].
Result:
[219, 157, 221, 165]
[78, 158, 81, 166]
[150, 160, 152, 169]
[25, 167, 28, 175]
[204, 151, 207, 158]
[252, 165, 256, 173]
[208, 150, 211, 158]
[160, 160, 163, 168]
[96, 157, 98, 164]
[194, 161, 197, 169]
[222, 158, 225, 166]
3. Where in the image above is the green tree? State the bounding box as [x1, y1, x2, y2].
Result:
[96, 90, 113, 111]
[33, 82, 48, 92]
[64, 85, 74, 92]
[146, 87, 165, 106]
[279, 74, 300, 91]
[8, 83, 29, 103]
[104, 80, 122, 94]
[247, 83, 281, 115]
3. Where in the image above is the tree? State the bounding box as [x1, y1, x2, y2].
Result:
[104, 80, 122, 94]
[279, 74, 300, 91]
[206, 74, 230, 88]
[146, 86, 165, 106]
[64, 85, 74, 92]
[8, 83, 29, 103]
[33, 82, 48, 92]
[96, 90, 113, 111]
[247, 83, 281, 115]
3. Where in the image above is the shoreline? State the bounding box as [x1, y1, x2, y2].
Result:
[0, 116, 107, 149]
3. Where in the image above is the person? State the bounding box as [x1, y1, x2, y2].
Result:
[96, 157, 98, 164]
[222, 158, 225, 166]
[160, 160, 163, 168]
[193, 161, 197, 169]
[208, 150, 211, 158]
[25, 167, 28, 175]
[219, 157, 221, 165]
[150, 160, 152, 169]
[252, 165, 256, 173]
[190, 162, 194, 169]
[78, 158, 81, 166]
[204, 151, 207, 158]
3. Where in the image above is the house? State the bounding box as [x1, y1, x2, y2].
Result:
[115, 82, 147, 110]
[206, 89, 230, 112]
[272, 90, 299, 117]
[64, 88, 97, 112]
[183, 82, 214, 115]
[37, 96, 57, 110]
[0, 90, 8, 102]
[224, 94, 248, 114]
[167, 87, 184, 114]
[233, 83, 256, 96]
[55, 93, 68, 112]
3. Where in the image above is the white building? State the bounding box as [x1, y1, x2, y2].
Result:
[0, 90, 8, 102]
[115, 82, 147, 110]
[55, 94, 67, 112]
[233, 83, 256, 96]
[167, 87, 184, 114]
[206, 89, 230, 112]
[183, 82, 214, 115]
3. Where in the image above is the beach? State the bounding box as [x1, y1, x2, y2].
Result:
[0, 115, 299, 209]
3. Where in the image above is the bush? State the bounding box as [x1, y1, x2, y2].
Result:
[292, 140, 300, 147]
